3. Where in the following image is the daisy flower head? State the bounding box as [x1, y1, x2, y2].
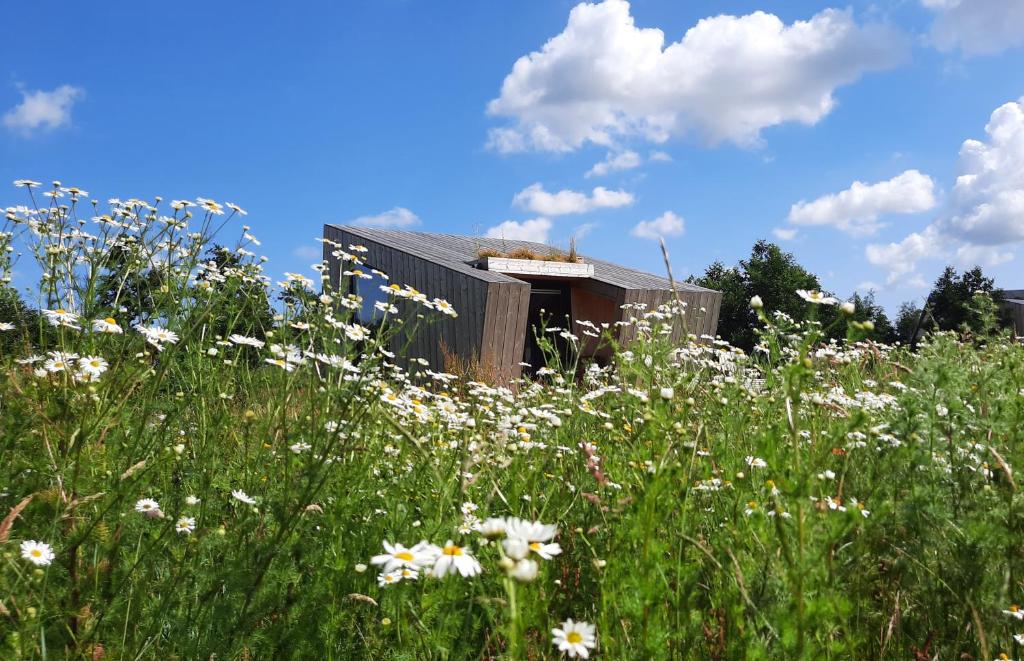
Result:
[14, 179, 42, 188]
[136, 325, 179, 351]
[504, 517, 562, 559]
[175, 517, 196, 535]
[479, 517, 508, 539]
[504, 517, 558, 544]
[197, 197, 224, 215]
[430, 540, 482, 578]
[77, 355, 108, 377]
[92, 317, 123, 334]
[0, 322, 14, 331]
[552, 619, 597, 658]
[229, 333, 265, 348]
[1004, 605, 1024, 621]
[377, 571, 403, 587]
[745, 456, 768, 469]
[502, 536, 530, 561]
[43, 308, 81, 329]
[796, 289, 838, 305]
[225, 202, 247, 215]
[231, 489, 257, 505]
[43, 351, 77, 373]
[20, 540, 55, 566]
[371, 540, 437, 572]
[509, 558, 539, 583]
[135, 498, 162, 518]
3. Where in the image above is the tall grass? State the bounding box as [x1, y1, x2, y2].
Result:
[1, 181, 1023, 659]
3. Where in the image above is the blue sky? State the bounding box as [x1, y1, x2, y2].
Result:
[3, 0, 1024, 312]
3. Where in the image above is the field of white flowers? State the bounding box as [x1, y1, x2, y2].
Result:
[2, 180, 1023, 659]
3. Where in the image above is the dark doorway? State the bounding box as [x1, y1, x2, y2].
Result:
[522, 281, 572, 375]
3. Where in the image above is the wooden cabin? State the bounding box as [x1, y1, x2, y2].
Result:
[323, 225, 722, 383]
[1002, 289, 1024, 338]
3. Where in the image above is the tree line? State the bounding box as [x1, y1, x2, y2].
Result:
[687, 240, 1016, 351]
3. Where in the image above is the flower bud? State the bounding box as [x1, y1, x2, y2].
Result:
[750, 295, 763, 310]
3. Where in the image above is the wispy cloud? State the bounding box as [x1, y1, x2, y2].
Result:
[293, 245, 322, 260]
[484, 217, 552, 243]
[513, 183, 634, 216]
[631, 211, 685, 240]
[350, 207, 420, 228]
[3, 84, 84, 136]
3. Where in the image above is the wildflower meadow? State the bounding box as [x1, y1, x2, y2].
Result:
[2, 180, 1024, 659]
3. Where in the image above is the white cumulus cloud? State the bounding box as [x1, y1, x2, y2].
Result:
[772, 227, 798, 241]
[944, 99, 1024, 245]
[631, 211, 685, 240]
[923, 0, 1024, 56]
[866, 97, 1024, 284]
[585, 150, 642, 178]
[788, 170, 937, 236]
[513, 183, 634, 216]
[485, 217, 552, 243]
[487, 1, 905, 152]
[350, 207, 421, 228]
[3, 85, 84, 136]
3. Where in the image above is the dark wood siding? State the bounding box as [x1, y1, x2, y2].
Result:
[324, 224, 722, 383]
[323, 225, 508, 375]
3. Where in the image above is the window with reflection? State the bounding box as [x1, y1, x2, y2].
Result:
[350, 267, 389, 329]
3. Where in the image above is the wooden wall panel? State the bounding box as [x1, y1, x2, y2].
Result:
[324, 225, 724, 381]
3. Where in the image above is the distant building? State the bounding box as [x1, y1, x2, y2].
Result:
[1002, 289, 1024, 337]
[323, 225, 721, 383]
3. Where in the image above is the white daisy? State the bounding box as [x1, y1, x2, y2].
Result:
[20, 540, 55, 566]
[552, 619, 597, 658]
[43, 308, 81, 329]
[796, 289, 838, 305]
[92, 317, 123, 334]
[371, 540, 438, 572]
[430, 541, 481, 578]
[231, 489, 257, 505]
[175, 517, 196, 535]
[229, 334, 265, 348]
[134, 498, 162, 517]
[745, 456, 768, 469]
[77, 355, 108, 377]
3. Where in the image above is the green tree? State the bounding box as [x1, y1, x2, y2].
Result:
[0, 286, 42, 355]
[93, 238, 165, 323]
[829, 291, 897, 344]
[927, 265, 1009, 333]
[894, 301, 925, 344]
[192, 245, 275, 342]
[690, 241, 839, 350]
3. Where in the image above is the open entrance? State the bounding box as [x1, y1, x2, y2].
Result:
[521, 281, 573, 375]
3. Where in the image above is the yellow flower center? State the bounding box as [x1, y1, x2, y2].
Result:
[104, 317, 116, 324]
[442, 545, 462, 556]
[31, 549, 42, 557]
[567, 632, 583, 644]
[395, 551, 414, 562]
[529, 542, 542, 551]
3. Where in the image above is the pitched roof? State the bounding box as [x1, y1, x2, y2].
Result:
[328, 225, 713, 293]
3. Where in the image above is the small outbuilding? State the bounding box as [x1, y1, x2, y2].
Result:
[1002, 289, 1024, 337]
[323, 225, 721, 383]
